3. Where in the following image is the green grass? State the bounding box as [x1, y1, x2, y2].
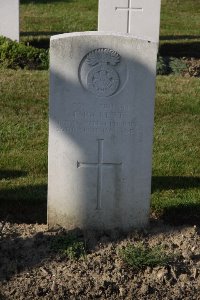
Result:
[119, 243, 172, 269]
[51, 233, 86, 260]
[152, 76, 200, 224]
[0, 70, 199, 224]
[156, 0, 200, 57]
[20, 0, 98, 34]
[0, 70, 48, 223]
[20, 0, 98, 49]
[19, 0, 200, 57]
[160, 0, 200, 37]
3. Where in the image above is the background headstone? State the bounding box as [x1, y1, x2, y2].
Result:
[48, 32, 158, 231]
[98, 0, 161, 43]
[0, 0, 19, 41]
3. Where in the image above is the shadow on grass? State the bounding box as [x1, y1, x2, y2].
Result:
[152, 176, 200, 192]
[21, 33, 64, 49]
[0, 179, 199, 290]
[0, 176, 199, 225]
[21, 31, 65, 37]
[20, 33, 200, 57]
[21, 0, 73, 4]
[0, 184, 47, 224]
[152, 176, 200, 226]
[159, 41, 200, 58]
[162, 203, 200, 226]
[0, 170, 27, 180]
[22, 37, 50, 49]
[160, 35, 200, 41]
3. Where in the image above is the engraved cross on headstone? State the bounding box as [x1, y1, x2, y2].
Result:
[77, 139, 122, 210]
[115, 0, 143, 33]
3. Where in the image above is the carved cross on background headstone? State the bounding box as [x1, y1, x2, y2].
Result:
[77, 139, 122, 210]
[115, 0, 143, 33]
[98, 0, 161, 43]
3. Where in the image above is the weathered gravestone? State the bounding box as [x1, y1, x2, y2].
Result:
[48, 32, 158, 231]
[98, 0, 161, 43]
[0, 0, 19, 41]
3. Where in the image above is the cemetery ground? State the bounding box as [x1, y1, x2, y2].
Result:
[0, 0, 200, 299]
[0, 71, 200, 299]
[19, 0, 200, 57]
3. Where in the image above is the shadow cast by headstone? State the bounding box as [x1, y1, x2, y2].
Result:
[0, 228, 114, 283]
[20, 33, 64, 50]
[0, 225, 126, 285]
[160, 35, 200, 41]
[1, 176, 198, 226]
[21, 34, 200, 58]
[21, 0, 73, 4]
[151, 176, 200, 225]
[0, 184, 47, 224]
[159, 41, 200, 58]
[0, 227, 84, 282]
[0, 293, 7, 300]
[21, 31, 65, 37]
[162, 203, 200, 226]
[0, 170, 27, 180]
[152, 176, 200, 192]
[0, 219, 198, 286]
[23, 37, 50, 49]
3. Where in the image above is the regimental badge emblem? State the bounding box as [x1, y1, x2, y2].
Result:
[84, 48, 121, 97]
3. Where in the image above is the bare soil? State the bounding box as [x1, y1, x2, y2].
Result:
[184, 58, 200, 77]
[0, 221, 200, 300]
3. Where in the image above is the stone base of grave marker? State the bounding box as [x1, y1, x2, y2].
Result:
[0, 0, 19, 41]
[48, 32, 157, 231]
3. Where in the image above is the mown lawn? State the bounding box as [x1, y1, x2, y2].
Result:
[152, 76, 200, 224]
[0, 70, 199, 224]
[160, 0, 200, 37]
[0, 70, 48, 223]
[1, 0, 200, 225]
[20, 0, 98, 43]
[20, 0, 200, 56]
[160, 0, 200, 57]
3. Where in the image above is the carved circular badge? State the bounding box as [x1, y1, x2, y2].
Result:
[79, 48, 121, 97]
[87, 64, 120, 97]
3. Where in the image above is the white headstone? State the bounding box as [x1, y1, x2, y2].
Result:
[98, 0, 161, 43]
[0, 0, 19, 41]
[48, 32, 157, 231]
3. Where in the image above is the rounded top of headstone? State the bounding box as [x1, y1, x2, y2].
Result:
[50, 31, 157, 45]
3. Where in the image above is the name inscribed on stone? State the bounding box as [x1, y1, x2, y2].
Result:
[56, 103, 136, 136]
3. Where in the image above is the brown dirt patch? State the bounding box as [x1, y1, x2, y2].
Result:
[0, 222, 200, 299]
[183, 58, 200, 77]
